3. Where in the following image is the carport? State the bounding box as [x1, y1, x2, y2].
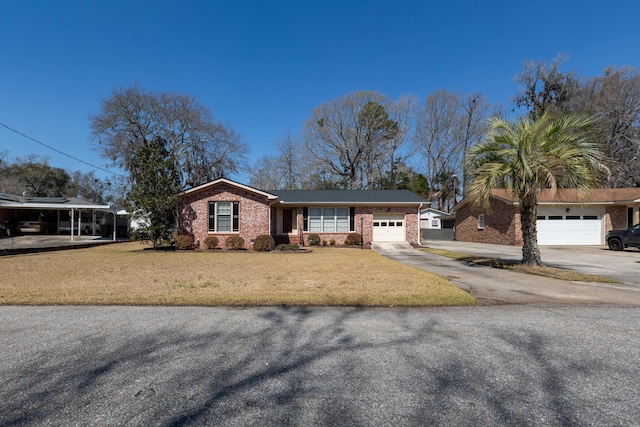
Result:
[0, 192, 120, 241]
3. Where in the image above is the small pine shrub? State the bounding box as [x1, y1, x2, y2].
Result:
[225, 235, 245, 250]
[253, 234, 275, 251]
[203, 236, 219, 250]
[307, 233, 321, 246]
[345, 233, 363, 246]
[330, 239, 336, 246]
[322, 240, 327, 246]
[174, 234, 194, 250]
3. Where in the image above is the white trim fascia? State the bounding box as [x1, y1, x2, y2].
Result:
[178, 178, 278, 200]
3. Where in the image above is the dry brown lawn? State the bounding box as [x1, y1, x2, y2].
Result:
[0, 242, 476, 306]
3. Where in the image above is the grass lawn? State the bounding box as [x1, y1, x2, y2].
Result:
[0, 242, 476, 306]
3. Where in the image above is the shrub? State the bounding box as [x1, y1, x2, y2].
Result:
[345, 233, 363, 246]
[330, 239, 336, 246]
[253, 234, 275, 251]
[174, 234, 194, 250]
[225, 236, 245, 250]
[203, 236, 219, 250]
[322, 240, 327, 246]
[307, 233, 321, 246]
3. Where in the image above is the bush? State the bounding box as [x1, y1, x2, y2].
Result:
[174, 234, 194, 250]
[203, 236, 219, 250]
[307, 233, 321, 246]
[330, 239, 336, 246]
[225, 236, 245, 250]
[345, 233, 363, 246]
[322, 240, 327, 246]
[253, 234, 275, 251]
[276, 243, 300, 251]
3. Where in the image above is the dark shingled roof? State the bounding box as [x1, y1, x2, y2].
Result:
[269, 189, 428, 204]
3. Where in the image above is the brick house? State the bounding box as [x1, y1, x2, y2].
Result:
[454, 188, 640, 246]
[177, 178, 428, 248]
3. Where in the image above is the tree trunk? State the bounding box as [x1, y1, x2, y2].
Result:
[520, 197, 542, 266]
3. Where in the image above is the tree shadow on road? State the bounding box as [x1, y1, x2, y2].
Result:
[1, 306, 638, 426]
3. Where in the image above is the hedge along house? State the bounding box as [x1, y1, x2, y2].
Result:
[176, 178, 428, 248]
[453, 188, 640, 246]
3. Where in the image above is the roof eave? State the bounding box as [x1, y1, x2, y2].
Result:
[179, 178, 278, 200]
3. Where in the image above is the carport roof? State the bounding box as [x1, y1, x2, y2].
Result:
[0, 192, 111, 210]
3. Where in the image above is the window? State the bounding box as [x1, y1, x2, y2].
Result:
[583, 215, 598, 220]
[208, 201, 239, 232]
[566, 215, 581, 220]
[336, 208, 349, 232]
[303, 207, 354, 232]
[548, 215, 563, 220]
[477, 214, 485, 229]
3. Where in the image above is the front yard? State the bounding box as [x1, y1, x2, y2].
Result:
[0, 242, 476, 306]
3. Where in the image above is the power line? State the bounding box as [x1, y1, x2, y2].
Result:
[0, 121, 126, 178]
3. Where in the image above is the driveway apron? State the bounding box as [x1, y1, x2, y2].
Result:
[371, 242, 640, 305]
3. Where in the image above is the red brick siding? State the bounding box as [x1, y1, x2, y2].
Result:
[455, 199, 521, 245]
[178, 184, 271, 249]
[605, 206, 627, 231]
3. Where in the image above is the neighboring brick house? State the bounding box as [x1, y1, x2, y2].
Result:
[177, 178, 427, 248]
[454, 188, 640, 246]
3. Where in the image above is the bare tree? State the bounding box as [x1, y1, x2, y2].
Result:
[575, 67, 640, 187]
[412, 89, 492, 207]
[248, 154, 284, 190]
[90, 85, 247, 188]
[302, 91, 400, 189]
[513, 54, 580, 120]
[380, 95, 418, 189]
[248, 131, 304, 190]
[275, 131, 303, 190]
[458, 93, 493, 194]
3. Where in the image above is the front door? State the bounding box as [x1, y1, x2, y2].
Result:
[283, 209, 293, 233]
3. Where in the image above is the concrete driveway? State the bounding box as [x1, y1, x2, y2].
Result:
[425, 240, 640, 285]
[372, 242, 640, 305]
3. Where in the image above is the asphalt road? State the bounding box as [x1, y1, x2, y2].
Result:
[2, 306, 640, 426]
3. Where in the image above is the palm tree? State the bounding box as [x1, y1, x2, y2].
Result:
[466, 113, 607, 266]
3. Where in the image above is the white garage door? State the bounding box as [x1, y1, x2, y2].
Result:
[536, 208, 603, 245]
[373, 214, 406, 242]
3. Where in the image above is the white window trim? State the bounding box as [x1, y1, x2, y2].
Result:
[208, 201, 239, 233]
[477, 214, 485, 229]
[306, 207, 352, 233]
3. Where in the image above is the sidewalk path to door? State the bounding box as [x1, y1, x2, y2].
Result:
[371, 242, 640, 305]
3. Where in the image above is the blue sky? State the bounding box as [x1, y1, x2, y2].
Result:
[1, 0, 639, 184]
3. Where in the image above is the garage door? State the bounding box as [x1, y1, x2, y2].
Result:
[373, 214, 405, 242]
[536, 210, 603, 245]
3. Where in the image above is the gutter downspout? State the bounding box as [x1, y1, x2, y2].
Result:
[70, 208, 74, 242]
[417, 203, 427, 247]
[268, 200, 278, 238]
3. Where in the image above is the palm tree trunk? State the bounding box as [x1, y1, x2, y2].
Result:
[520, 196, 542, 266]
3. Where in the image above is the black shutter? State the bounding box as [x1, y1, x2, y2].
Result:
[350, 207, 355, 231]
[208, 202, 215, 231]
[232, 202, 239, 232]
[303, 207, 308, 231]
